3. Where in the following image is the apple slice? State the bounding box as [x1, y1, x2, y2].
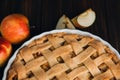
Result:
[56, 15, 75, 29]
[56, 15, 66, 29]
[66, 17, 75, 29]
[72, 8, 96, 28]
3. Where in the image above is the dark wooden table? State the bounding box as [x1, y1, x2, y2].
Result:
[0, 0, 120, 79]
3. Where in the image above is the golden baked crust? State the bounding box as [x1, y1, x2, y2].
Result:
[7, 32, 120, 80]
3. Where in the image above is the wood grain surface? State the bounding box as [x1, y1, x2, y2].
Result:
[0, 0, 120, 79]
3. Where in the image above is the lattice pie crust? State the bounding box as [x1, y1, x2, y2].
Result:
[7, 32, 120, 80]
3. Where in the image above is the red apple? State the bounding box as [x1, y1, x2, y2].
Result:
[0, 37, 12, 66]
[0, 14, 30, 44]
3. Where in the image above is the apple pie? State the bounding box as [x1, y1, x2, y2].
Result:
[4, 30, 120, 80]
